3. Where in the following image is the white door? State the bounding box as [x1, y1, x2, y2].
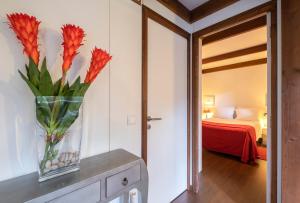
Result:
[147, 19, 188, 203]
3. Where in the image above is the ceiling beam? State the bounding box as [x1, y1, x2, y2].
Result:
[190, 0, 239, 23]
[202, 15, 266, 45]
[202, 44, 267, 64]
[156, 0, 191, 22]
[202, 58, 267, 74]
[155, 0, 239, 24]
[193, 1, 275, 38]
[131, 0, 141, 5]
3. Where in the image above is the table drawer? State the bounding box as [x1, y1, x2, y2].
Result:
[106, 165, 140, 197]
[48, 181, 101, 203]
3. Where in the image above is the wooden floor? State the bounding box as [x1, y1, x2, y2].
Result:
[173, 149, 267, 203]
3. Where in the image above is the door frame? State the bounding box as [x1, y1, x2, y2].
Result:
[142, 5, 192, 189]
[191, 1, 278, 202]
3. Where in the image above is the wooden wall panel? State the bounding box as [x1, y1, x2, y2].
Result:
[282, 0, 300, 202]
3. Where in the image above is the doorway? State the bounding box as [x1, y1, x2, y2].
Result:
[201, 17, 268, 202]
[191, 2, 277, 202]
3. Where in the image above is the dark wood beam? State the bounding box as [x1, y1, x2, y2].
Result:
[270, 2, 278, 202]
[131, 0, 141, 5]
[190, 0, 239, 23]
[155, 0, 243, 24]
[202, 44, 267, 64]
[193, 1, 275, 38]
[202, 58, 267, 74]
[156, 0, 191, 22]
[202, 15, 266, 45]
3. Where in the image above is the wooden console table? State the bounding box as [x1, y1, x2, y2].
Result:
[0, 149, 148, 203]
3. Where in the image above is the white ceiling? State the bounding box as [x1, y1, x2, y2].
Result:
[202, 26, 267, 70]
[178, 0, 210, 10]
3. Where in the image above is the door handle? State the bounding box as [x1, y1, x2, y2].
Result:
[147, 116, 162, 121]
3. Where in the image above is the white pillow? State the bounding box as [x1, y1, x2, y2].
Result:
[236, 108, 259, 121]
[214, 107, 235, 119]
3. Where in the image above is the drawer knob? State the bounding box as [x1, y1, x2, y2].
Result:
[122, 177, 128, 186]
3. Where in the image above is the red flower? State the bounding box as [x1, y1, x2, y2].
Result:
[7, 13, 40, 65]
[61, 24, 84, 73]
[84, 48, 111, 84]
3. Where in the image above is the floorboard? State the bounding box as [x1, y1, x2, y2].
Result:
[173, 149, 266, 203]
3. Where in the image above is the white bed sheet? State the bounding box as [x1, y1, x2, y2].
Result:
[203, 118, 262, 140]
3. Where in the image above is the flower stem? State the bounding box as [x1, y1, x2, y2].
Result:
[40, 142, 57, 175]
[40, 142, 50, 174]
[59, 72, 66, 94]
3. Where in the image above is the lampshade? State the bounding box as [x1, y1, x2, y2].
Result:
[203, 109, 211, 113]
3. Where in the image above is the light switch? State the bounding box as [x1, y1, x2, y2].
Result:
[127, 115, 136, 125]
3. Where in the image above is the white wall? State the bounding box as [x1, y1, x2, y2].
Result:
[0, 0, 141, 181]
[109, 0, 142, 156]
[202, 65, 267, 109]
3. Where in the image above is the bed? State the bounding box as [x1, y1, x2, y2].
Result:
[202, 118, 260, 163]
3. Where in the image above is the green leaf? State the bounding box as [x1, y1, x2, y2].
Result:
[54, 98, 83, 136]
[75, 84, 90, 96]
[61, 82, 70, 95]
[27, 58, 40, 87]
[25, 64, 30, 79]
[54, 97, 70, 124]
[18, 70, 42, 96]
[53, 79, 62, 96]
[69, 76, 81, 91]
[36, 105, 50, 130]
[60, 76, 81, 97]
[39, 58, 53, 96]
[36, 97, 53, 132]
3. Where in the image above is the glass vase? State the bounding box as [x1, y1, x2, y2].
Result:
[35, 96, 83, 182]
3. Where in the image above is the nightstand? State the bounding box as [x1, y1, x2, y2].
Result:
[262, 127, 267, 146]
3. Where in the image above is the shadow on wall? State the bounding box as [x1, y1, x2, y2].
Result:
[0, 17, 37, 179]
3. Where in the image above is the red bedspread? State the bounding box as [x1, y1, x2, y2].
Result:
[202, 121, 258, 163]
